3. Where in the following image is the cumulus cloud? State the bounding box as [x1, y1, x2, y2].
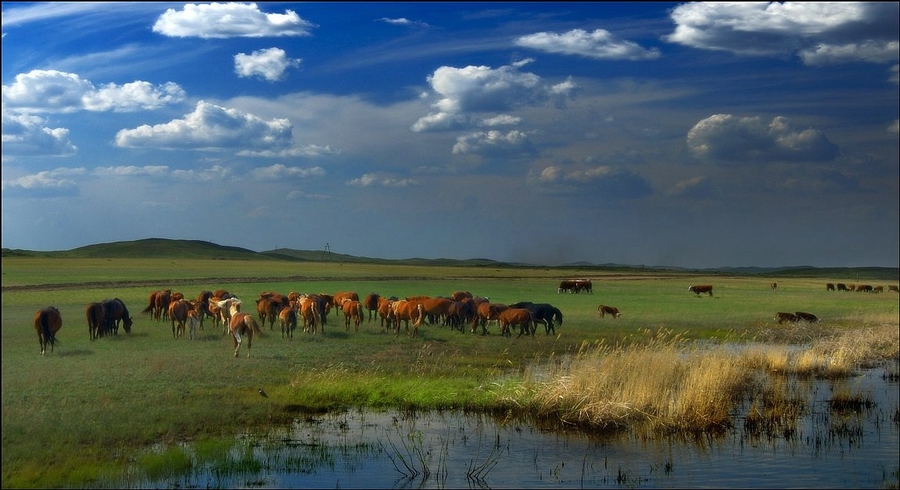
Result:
[1, 110, 77, 157]
[687, 114, 840, 162]
[2, 69, 185, 113]
[346, 173, 419, 187]
[514, 28, 661, 60]
[666, 2, 899, 65]
[411, 60, 577, 132]
[250, 163, 326, 181]
[152, 2, 316, 39]
[528, 165, 653, 199]
[1, 167, 84, 197]
[234, 47, 301, 81]
[115, 100, 293, 151]
[452, 130, 533, 156]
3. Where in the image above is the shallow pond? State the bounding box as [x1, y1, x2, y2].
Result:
[117, 365, 898, 489]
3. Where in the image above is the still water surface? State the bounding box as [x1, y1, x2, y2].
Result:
[123, 366, 898, 489]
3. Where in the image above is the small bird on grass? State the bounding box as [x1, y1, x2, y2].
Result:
[258, 388, 268, 398]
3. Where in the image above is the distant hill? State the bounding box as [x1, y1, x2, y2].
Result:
[2, 238, 898, 280]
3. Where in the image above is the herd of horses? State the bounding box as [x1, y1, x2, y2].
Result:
[30, 279, 899, 356]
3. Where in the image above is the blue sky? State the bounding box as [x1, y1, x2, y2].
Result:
[2, 2, 898, 268]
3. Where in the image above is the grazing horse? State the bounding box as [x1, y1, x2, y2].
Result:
[256, 297, 281, 330]
[363, 293, 380, 322]
[101, 298, 133, 335]
[418, 297, 453, 325]
[279, 305, 297, 339]
[472, 302, 508, 335]
[688, 285, 714, 297]
[391, 300, 425, 337]
[497, 308, 535, 338]
[341, 299, 365, 332]
[86, 302, 106, 340]
[509, 302, 564, 335]
[34, 306, 62, 355]
[228, 312, 263, 357]
[598, 305, 620, 319]
[169, 300, 191, 338]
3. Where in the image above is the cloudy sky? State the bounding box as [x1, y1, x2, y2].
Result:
[2, 2, 898, 268]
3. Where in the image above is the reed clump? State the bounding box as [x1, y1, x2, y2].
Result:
[517, 323, 898, 434]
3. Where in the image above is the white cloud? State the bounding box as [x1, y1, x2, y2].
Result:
[2, 69, 185, 113]
[478, 114, 522, 127]
[1, 110, 77, 157]
[377, 17, 428, 27]
[115, 100, 293, 151]
[412, 60, 576, 131]
[250, 163, 326, 181]
[346, 173, 419, 187]
[666, 2, 899, 65]
[687, 114, 840, 162]
[451, 130, 532, 156]
[528, 164, 653, 198]
[514, 28, 661, 60]
[234, 47, 302, 82]
[93, 165, 170, 177]
[1, 167, 84, 197]
[152, 2, 316, 39]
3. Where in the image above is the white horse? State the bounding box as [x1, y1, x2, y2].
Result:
[215, 297, 241, 335]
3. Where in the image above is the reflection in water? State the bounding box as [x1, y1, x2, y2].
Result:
[122, 366, 898, 489]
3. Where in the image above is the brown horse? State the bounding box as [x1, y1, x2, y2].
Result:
[256, 297, 281, 330]
[169, 300, 191, 338]
[391, 300, 425, 337]
[86, 302, 105, 340]
[341, 299, 364, 332]
[228, 312, 263, 357]
[363, 293, 380, 322]
[34, 306, 62, 355]
[101, 298, 133, 335]
[279, 305, 297, 339]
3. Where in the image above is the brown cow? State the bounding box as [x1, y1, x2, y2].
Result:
[497, 308, 535, 338]
[597, 305, 620, 319]
[341, 299, 365, 332]
[688, 285, 713, 297]
[391, 300, 425, 337]
[826, 283, 835, 291]
[873, 286, 884, 293]
[775, 312, 799, 324]
[889, 285, 899, 293]
[770, 282, 777, 291]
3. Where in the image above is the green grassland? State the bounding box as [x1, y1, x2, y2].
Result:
[2, 251, 898, 488]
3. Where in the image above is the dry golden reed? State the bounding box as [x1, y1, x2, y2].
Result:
[518, 323, 898, 433]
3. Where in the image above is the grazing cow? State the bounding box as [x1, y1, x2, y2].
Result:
[847, 284, 856, 291]
[770, 282, 777, 291]
[341, 299, 365, 332]
[856, 284, 873, 293]
[826, 283, 835, 291]
[795, 311, 819, 323]
[873, 286, 884, 293]
[688, 285, 714, 297]
[889, 285, 899, 293]
[279, 305, 297, 339]
[497, 308, 535, 338]
[775, 312, 799, 324]
[836, 283, 848, 292]
[557, 280, 577, 294]
[575, 279, 593, 294]
[597, 305, 620, 319]
[391, 300, 425, 337]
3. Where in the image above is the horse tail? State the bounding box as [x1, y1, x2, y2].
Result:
[554, 309, 563, 326]
[413, 304, 425, 328]
[249, 316, 264, 336]
[41, 310, 58, 347]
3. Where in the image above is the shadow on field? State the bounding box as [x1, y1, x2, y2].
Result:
[56, 349, 94, 356]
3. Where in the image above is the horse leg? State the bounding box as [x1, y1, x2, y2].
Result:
[232, 330, 241, 357]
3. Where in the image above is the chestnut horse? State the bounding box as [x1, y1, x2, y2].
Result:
[86, 301, 105, 340]
[169, 300, 191, 338]
[34, 306, 62, 355]
[228, 311, 263, 357]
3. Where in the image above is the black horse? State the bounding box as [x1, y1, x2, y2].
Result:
[101, 298, 133, 335]
[509, 302, 563, 335]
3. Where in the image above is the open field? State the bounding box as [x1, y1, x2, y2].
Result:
[2, 256, 898, 487]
